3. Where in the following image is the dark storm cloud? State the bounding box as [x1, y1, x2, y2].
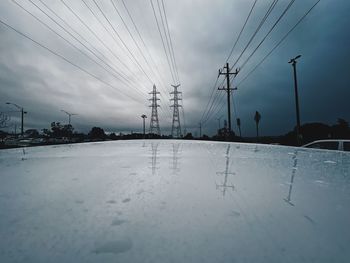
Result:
[0, 0, 349, 136]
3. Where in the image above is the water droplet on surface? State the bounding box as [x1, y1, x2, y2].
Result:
[122, 198, 131, 203]
[93, 239, 132, 254]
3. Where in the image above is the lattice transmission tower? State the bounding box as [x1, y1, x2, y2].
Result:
[170, 84, 182, 138]
[149, 84, 161, 135]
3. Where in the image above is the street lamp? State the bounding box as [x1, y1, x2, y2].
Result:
[141, 114, 147, 138]
[6, 102, 27, 137]
[61, 110, 77, 125]
[288, 55, 302, 146]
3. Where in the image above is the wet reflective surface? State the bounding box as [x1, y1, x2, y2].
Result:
[0, 140, 350, 262]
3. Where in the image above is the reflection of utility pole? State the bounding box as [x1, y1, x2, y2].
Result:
[284, 151, 298, 206]
[289, 55, 302, 146]
[61, 110, 77, 125]
[218, 63, 239, 133]
[216, 144, 235, 196]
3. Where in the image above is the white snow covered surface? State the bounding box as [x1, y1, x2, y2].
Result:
[0, 140, 350, 263]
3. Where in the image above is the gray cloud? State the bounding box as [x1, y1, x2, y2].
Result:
[0, 0, 349, 136]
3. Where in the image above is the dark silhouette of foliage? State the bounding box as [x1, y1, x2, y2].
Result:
[109, 132, 118, 140]
[88, 127, 106, 140]
[24, 129, 39, 138]
[183, 133, 194, 139]
[332, 118, 350, 139]
[49, 122, 74, 138]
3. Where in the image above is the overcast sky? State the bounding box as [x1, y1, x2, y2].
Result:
[0, 0, 349, 136]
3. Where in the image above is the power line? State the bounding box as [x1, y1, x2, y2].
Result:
[113, 0, 173, 118]
[79, 0, 153, 93]
[159, 0, 183, 127]
[15, 0, 146, 99]
[200, 77, 224, 124]
[38, 0, 134, 85]
[202, 91, 225, 125]
[237, 0, 322, 86]
[226, 0, 258, 63]
[80, 0, 135, 66]
[101, 0, 174, 122]
[155, 0, 177, 83]
[109, 0, 161, 85]
[239, 0, 296, 72]
[160, 0, 180, 84]
[61, 0, 170, 117]
[230, 0, 279, 70]
[60, 0, 133, 75]
[202, 81, 226, 125]
[120, 0, 172, 92]
[78, 0, 174, 121]
[0, 18, 144, 104]
[200, 0, 259, 125]
[91, 0, 154, 85]
[150, 0, 176, 83]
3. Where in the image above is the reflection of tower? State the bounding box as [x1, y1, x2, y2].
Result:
[170, 143, 181, 174]
[149, 143, 160, 175]
[284, 150, 298, 206]
[216, 144, 235, 196]
[149, 85, 161, 135]
[170, 84, 182, 138]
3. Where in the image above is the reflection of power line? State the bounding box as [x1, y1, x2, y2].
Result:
[170, 143, 181, 174]
[284, 150, 298, 206]
[216, 144, 235, 196]
[149, 142, 160, 175]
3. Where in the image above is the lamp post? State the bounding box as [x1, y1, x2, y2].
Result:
[6, 102, 26, 137]
[61, 110, 77, 125]
[288, 55, 302, 146]
[141, 114, 147, 138]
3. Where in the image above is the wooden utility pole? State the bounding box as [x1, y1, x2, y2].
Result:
[218, 63, 238, 133]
